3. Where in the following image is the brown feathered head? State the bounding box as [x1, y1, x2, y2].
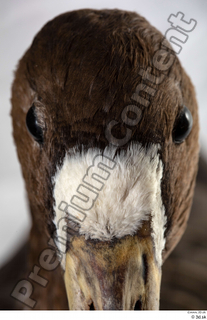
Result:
[11, 9, 199, 310]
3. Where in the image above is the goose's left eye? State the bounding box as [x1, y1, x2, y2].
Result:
[26, 104, 43, 144]
[172, 106, 193, 144]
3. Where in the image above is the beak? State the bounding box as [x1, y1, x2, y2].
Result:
[64, 222, 161, 310]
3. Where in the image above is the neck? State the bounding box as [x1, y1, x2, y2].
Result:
[25, 224, 68, 309]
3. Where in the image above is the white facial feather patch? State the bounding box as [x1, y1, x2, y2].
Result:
[52, 143, 166, 268]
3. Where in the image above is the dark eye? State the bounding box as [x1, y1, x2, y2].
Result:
[26, 104, 43, 144]
[172, 106, 193, 144]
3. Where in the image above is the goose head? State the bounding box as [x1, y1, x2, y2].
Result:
[11, 9, 199, 310]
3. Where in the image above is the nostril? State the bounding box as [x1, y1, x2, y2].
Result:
[89, 302, 95, 310]
[142, 253, 148, 285]
[134, 297, 142, 310]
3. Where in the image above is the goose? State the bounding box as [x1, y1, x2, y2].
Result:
[6, 8, 200, 310]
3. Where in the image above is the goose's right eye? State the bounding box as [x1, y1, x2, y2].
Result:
[26, 104, 43, 144]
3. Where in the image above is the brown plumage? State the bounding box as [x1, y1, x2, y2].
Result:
[0, 9, 202, 309]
